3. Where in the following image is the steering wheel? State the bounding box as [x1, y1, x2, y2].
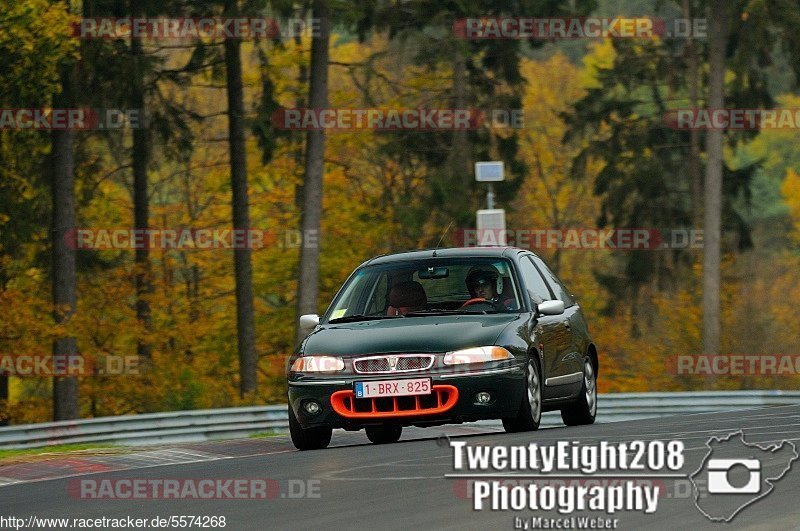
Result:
[460, 297, 489, 309]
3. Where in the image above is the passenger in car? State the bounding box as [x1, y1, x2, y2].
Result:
[386, 281, 427, 315]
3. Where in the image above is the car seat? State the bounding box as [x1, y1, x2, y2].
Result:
[386, 281, 427, 315]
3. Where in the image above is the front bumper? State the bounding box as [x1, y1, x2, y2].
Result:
[288, 365, 526, 429]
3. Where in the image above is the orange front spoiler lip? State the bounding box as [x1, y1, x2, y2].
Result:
[330, 385, 459, 419]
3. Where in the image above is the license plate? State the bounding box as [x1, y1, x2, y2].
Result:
[355, 378, 431, 398]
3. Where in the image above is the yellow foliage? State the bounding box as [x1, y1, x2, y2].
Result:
[580, 40, 615, 89]
[6, 28, 800, 425]
[782, 168, 800, 243]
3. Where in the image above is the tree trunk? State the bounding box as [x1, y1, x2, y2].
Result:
[447, 46, 470, 213]
[131, 30, 152, 365]
[294, 0, 329, 344]
[0, 263, 6, 423]
[703, 0, 730, 358]
[682, 0, 703, 227]
[0, 270, 6, 422]
[224, 0, 257, 395]
[294, 7, 309, 209]
[0, 372, 7, 426]
[51, 63, 79, 421]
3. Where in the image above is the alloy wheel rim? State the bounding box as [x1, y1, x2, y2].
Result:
[527, 362, 541, 422]
[585, 360, 597, 416]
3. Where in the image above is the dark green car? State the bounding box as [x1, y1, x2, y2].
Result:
[287, 247, 598, 450]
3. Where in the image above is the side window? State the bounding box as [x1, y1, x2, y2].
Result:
[517, 257, 553, 305]
[530, 256, 576, 307]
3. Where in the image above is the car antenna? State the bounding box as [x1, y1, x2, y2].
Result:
[433, 220, 455, 257]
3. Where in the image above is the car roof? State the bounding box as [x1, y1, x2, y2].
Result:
[362, 246, 532, 267]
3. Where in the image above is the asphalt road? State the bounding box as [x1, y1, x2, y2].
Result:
[2, 405, 800, 531]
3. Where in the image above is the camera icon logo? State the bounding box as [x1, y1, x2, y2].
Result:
[691, 430, 798, 522]
[706, 458, 760, 494]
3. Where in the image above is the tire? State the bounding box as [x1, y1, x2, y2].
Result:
[560, 358, 597, 426]
[503, 358, 542, 433]
[289, 405, 332, 450]
[365, 425, 402, 444]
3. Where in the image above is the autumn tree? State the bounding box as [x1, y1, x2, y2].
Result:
[294, 0, 330, 342]
[0, 0, 77, 421]
[223, 0, 258, 394]
[562, 7, 790, 324]
[701, 0, 731, 356]
[358, 0, 597, 241]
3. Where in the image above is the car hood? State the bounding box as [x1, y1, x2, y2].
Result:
[302, 314, 521, 356]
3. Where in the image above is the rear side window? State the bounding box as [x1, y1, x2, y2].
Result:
[530, 256, 576, 307]
[517, 256, 553, 304]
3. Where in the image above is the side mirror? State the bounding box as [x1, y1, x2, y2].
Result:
[537, 300, 564, 316]
[299, 314, 320, 329]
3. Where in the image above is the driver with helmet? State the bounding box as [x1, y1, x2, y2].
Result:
[461, 265, 517, 311]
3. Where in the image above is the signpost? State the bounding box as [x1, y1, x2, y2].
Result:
[475, 162, 506, 245]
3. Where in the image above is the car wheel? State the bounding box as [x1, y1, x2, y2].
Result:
[560, 358, 597, 426]
[365, 425, 403, 444]
[503, 358, 542, 433]
[288, 405, 332, 450]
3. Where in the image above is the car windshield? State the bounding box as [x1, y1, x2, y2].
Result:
[325, 257, 522, 322]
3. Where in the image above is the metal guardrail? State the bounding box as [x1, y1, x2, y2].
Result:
[0, 406, 288, 450]
[0, 391, 797, 450]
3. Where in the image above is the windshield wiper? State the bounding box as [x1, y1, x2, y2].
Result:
[328, 314, 403, 323]
[403, 309, 462, 316]
[404, 309, 496, 316]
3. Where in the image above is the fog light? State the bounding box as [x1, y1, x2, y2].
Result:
[476, 392, 491, 404]
[304, 401, 322, 415]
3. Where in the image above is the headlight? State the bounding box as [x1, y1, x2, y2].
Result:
[290, 356, 345, 372]
[443, 346, 513, 365]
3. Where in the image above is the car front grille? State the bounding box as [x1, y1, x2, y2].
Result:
[330, 386, 459, 418]
[353, 354, 435, 374]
